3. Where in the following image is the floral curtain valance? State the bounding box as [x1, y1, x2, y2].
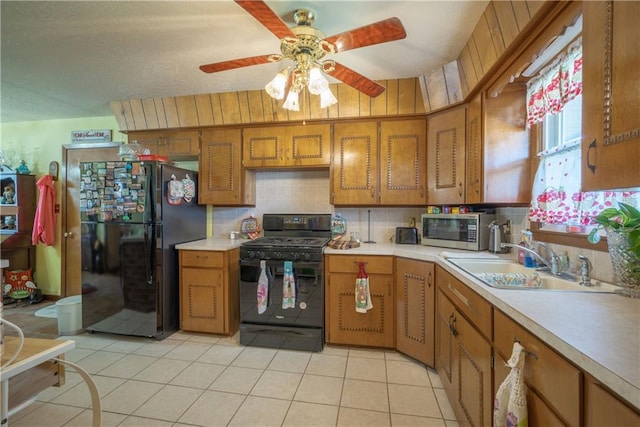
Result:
[529, 142, 639, 225]
[526, 38, 583, 128]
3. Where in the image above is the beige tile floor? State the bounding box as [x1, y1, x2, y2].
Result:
[4, 303, 459, 427]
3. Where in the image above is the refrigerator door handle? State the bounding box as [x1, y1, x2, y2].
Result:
[144, 224, 154, 285]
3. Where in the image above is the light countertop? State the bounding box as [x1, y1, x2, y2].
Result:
[177, 239, 640, 409]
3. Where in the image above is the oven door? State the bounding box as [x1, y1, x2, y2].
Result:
[239, 259, 324, 328]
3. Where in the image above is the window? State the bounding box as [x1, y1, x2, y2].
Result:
[526, 40, 639, 231]
[543, 94, 582, 151]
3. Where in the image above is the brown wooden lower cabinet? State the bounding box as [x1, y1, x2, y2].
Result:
[494, 309, 581, 426]
[395, 258, 434, 365]
[436, 286, 492, 427]
[178, 249, 239, 335]
[325, 255, 394, 348]
[584, 376, 640, 426]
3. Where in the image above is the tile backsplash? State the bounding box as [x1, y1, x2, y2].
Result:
[211, 170, 614, 283]
[211, 170, 422, 243]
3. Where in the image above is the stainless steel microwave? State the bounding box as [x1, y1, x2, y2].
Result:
[421, 213, 496, 251]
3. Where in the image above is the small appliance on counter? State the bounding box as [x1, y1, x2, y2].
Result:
[488, 220, 511, 253]
[421, 212, 495, 251]
[395, 227, 419, 244]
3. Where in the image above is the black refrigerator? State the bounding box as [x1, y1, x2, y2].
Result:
[79, 160, 206, 339]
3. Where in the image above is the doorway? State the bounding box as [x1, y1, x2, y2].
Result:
[61, 143, 119, 297]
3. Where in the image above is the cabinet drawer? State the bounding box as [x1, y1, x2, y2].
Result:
[435, 266, 491, 338]
[494, 309, 581, 426]
[180, 250, 224, 268]
[326, 255, 393, 274]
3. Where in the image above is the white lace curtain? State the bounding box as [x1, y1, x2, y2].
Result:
[528, 142, 639, 225]
[527, 39, 639, 225]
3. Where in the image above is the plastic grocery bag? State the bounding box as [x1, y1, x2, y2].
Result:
[494, 342, 528, 427]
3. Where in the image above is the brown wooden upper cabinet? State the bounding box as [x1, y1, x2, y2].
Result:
[427, 106, 467, 205]
[331, 119, 426, 206]
[128, 130, 200, 159]
[199, 128, 255, 206]
[581, 1, 640, 191]
[469, 86, 532, 204]
[242, 124, 331, 168]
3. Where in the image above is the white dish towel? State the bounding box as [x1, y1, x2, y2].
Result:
[493, 342, 528, 427]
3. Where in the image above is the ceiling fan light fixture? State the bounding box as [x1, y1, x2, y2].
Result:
[307, 66, 329, 95]
[265, 69, 289, 100]
[282, 89, 300, 111]
[320, 87, 337, 109]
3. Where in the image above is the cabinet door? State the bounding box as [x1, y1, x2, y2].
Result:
[326, 256, 394, 348]
[585, 377, 640, 427]
[128, 130, 164, 154]
[466, 94, 483, 204]
[582, 1, 640, 190]
[128, 130, 199, 159]
[180, 267, 225, 333]
[380, 119, 427, 205]
[494, 355, 566, 427]
[199, 128, 255, 206]
[427, 106, 467, 205]
[483, 84, 531, 203]
[395, 258, 434, 365]
[286, 124, 331, 167]
[161, 131, 200, 157]
[435, 288, 457, 399]
[332, 122, 379, 205]
[243, 126, 285, 168]
[456, 310, 492, 427]
[494, 309, 581, 426]
[437, 281, 492, 427]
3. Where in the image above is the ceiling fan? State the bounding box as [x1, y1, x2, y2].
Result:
[199, 0, 407, 104]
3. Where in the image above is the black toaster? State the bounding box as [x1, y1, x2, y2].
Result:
[395, 227, 419, 244]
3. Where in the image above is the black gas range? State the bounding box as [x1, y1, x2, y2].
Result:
[238, 213, 331, 352]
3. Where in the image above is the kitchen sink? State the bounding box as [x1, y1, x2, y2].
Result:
[447, 258, 619, 293]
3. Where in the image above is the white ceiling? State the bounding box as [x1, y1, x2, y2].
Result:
[1, 0, 488, 124]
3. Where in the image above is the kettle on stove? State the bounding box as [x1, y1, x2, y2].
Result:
[488, 220, 509, 253]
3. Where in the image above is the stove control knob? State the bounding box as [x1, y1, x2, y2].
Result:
[259, 252, 265, 259]
[292, 252, 300, 260]
[304, 253, 311, 261]
[274, 252, 281, 259]
[248, 251, 255, 259]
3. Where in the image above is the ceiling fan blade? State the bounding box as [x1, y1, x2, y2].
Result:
[324, 17, 406, 53]
[200, 54, 276, 73]
[325, 62, 385, 98]
[235, 0, 295, 40]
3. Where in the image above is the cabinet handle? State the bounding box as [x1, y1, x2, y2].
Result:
[447, 282, 469, 307]
[448, 313, 459, 337]
[370, 185, 376, 199]
[420, 185, 424, 198]
[64, 232, 74, 238]
[586, 139, 597, 174]
[513, 337, 538, 360]
[427, 271, 432, 288]
[387, 280, 391, 296]
[458, 182, 463, 198]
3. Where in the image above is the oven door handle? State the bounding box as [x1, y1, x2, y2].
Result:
[240, 260, 321, 269]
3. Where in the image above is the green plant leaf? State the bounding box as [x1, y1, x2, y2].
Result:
[618, 202, 640, 219]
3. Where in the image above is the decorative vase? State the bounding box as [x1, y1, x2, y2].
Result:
[606, 228, 640, 298]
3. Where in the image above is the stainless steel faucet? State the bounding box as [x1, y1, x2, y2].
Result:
[578, 255, 593, 286]
[500, 242, 562, 275]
